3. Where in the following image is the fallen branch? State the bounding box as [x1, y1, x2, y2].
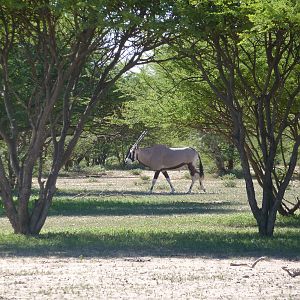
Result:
[251, 256, 267, 268]
[124, 257, 151, 263]
[230, 256, 267, 268]
[282, 267, 300, 278]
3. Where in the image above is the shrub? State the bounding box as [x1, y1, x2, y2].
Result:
[140, 175, 150, 181]
[221, 173, 237, 188]
[131, 169, 143, 176]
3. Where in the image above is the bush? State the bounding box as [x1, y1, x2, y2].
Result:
[131, 169, 143, 176]
[140, 175, 150, 181]
[221, 173, 237, 188]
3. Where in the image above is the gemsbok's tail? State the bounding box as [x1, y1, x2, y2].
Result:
[198, 154, 204, 179]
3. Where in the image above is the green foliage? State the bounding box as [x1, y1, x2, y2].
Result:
[188, 0, 300, 34]
[117, 64, 204, 147]
[247, 0, 300, 32]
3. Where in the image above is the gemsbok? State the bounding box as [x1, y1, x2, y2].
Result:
[125, 131, 206, 193]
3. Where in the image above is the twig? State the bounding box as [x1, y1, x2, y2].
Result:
[251, 256, 267, 268]
[230, 256, 267, 268]
[282, 267, 300, 278]
[124, 257, 152, 263]
[230, 262, 249, 267]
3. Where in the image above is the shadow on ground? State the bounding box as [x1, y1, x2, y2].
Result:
[49, 198, 236, 216]
[0, 229, 299, 259]
[0, 189, 238, 218]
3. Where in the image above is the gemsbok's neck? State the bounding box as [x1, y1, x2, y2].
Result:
[135, 148, 150, 168]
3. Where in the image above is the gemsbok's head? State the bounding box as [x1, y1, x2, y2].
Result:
[125, 130, 148, 164]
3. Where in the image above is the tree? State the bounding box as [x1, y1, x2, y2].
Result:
[0, 0, 176, 234]
[172, 0, 300, 236]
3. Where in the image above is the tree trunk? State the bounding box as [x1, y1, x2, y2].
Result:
[215, 155, 226, 176]
[226, 144, 235, 172]
[257, 207, 277, 237]
[227, 158, 234, 173]
[8, 175, 58, 235]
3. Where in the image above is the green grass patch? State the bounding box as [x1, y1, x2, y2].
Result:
[0, 223, 299, 258]
[0, 183, 299, 259]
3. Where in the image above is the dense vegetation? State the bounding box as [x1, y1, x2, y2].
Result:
[0, 0, 299, 236]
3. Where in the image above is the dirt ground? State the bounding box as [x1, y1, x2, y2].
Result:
[1, 171, 299, 299]
[0, 256, 299, 299]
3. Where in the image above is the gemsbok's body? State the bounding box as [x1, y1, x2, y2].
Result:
[125, 132, 205, 193]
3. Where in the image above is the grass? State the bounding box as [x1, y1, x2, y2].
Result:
[0, 175, 299, 258]
[0, 215, 299, 258]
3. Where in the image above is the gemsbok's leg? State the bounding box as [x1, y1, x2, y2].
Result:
[187, 163, 199, 194]
[187, 162, 206, 193]
[162, 171, 175, 193]
[199, 178, 206, 192]
[149, 171, 160, 193]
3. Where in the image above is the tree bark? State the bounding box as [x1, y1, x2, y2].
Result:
[257, 206, 277, 237]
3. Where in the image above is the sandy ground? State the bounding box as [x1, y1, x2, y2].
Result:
[0, 256, 299, 299]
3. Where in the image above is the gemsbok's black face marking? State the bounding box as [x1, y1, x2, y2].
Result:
[125, 146, 136, 164]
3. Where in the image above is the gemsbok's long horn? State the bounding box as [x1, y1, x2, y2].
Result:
[134, 130, 148, 146]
